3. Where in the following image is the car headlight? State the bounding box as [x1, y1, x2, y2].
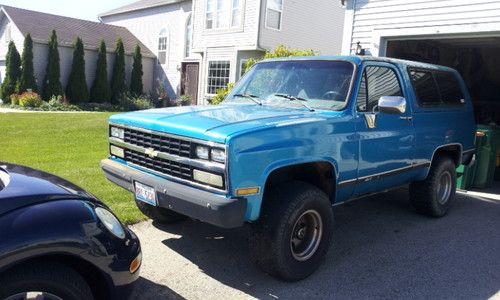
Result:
[110, 126, 124, 139]
[195, 145, 209, 160]
[211, 148, 226, 163]
[95, 207, 126, 239]
[193, 169, 224, 188]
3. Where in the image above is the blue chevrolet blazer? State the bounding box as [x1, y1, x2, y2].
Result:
[102, 56, 476, 281]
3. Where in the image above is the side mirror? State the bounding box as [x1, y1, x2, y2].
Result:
[378, 96, 406, 114]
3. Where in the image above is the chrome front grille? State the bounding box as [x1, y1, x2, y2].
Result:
[123, 127, 192, 158]
[124, 149, 193, 181]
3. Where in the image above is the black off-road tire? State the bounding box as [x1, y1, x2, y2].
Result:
[135, 199, 187, 224]
[249, 181, 334, 281]
[409, 156, 457, 217]
[0, 262, 93, 300]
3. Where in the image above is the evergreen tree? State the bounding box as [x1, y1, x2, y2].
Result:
[90, 40, 111, 102]
[130, 44, 143, 96]
[1, 41, 21, 101]
[42, 30, 62, 100]
[17, 34, 37, 93]
[110, 38, 126, 103]
[65, 37, 89, 103]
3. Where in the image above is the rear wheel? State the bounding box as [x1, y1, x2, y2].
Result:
[409, 156, 457, 217]
[249, 181, 333, 281]
[0, 263, 93, 300]
[135, 199, 187, 224]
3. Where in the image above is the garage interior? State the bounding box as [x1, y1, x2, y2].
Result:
[386, 37, 500, 190]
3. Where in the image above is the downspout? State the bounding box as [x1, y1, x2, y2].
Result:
[349, 0, 357, 55]
[255, 0, 262, 51]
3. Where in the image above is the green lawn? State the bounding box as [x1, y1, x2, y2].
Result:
[0, 112, 146, 224]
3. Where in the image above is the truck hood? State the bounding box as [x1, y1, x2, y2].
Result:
[109, 104, 334, 143]
[0, 162, 98, 216]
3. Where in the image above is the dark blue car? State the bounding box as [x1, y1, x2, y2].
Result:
[0, 162, 141, 300]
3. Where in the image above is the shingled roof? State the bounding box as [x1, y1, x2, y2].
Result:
[99, 0, 184, 18]
[1, 5, 155, 57]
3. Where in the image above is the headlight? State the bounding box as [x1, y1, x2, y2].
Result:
[193, 169, 224, 188]
[95, 207, 126, 239]
[195, 145, 209, 160]
[211, 148, 226, 163]
[110, 126, 124, 139]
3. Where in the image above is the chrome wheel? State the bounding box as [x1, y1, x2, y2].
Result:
[437, 170, 452, 205]
[290, 209, 323, 261]
[5, 292, 63, 300]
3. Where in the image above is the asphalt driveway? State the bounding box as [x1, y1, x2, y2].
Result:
[129, 188, 500, 300]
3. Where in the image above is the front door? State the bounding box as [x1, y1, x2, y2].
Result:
[354, 63, 415, 196]
[181, 62, 199, 104]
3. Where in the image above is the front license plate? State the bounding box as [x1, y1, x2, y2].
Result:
[134, 182, 157, 206]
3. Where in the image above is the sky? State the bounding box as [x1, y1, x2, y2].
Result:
[0, 0, 136, 21]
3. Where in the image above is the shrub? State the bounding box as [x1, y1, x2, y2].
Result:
[1, 42, 21, 102]
[39, 95, 81, 111]
[180, 94, 192, 106]
[10, 94, 20, 106]
[66, 37, 89, 104]
[17, 34, 38, 93]
[111, 38, 126, 103]
[244, 45, 318, 74]
[210, 83, 234, 105]
[130, 44, 143, 96]
[90, 40, 111, 103]
[18, 92, 43, 108]
[42, 30, 63, 100]
[118, 93, 155, 111]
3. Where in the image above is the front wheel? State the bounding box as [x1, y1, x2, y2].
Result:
[0, 263, 94, 300]
[409, 156, 457, 217]
[249, 181, 333, 281]
[135, 199, 187, 224]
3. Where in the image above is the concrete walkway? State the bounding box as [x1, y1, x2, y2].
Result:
[129, 188, 500, 300]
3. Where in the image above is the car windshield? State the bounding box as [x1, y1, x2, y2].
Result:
[226, 60, 354, 111]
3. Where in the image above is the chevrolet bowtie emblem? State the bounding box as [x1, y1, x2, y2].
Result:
[145, 148, 159, 158]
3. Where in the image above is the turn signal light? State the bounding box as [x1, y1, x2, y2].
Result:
[130, 252, 142, 274]
[236, 187, 260, 196]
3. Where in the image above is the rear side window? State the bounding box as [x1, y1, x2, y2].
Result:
[357, 66, 402, 112]
[409, 68, 464, 106]
[434, 72, 464, 105]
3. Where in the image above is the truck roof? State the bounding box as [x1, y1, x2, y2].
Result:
[261, 55, 458, 73]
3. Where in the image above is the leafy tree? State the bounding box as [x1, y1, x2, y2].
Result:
[90, 40, 111, 102]
[211, 45, 318, 105]
[17, 34, 37, 93]
[244, 44, 318, 73]
[1, 41, 21, 102]
[111, 38, 126, 103]
[130, 44, 143, 96]
[42, 30, 62, 100]
[66, 37, 89, 103]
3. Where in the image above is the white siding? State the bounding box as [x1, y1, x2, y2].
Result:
[191, 0, 260, 50]
[101, 1, 197, 98]
[343, 0, 500, 56]
[259, 0, 345, 55]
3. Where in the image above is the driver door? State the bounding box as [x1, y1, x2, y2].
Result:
[354, 63, 415, 196]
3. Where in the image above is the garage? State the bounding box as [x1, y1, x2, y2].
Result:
[386, 37, 500, 125]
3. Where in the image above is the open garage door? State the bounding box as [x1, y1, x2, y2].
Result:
[386, 37, 500, 125]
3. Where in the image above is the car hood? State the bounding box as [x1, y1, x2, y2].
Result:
[109, 103, 335, 143]
[0, 162, 98, 216]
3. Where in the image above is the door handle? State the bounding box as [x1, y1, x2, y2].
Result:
[400, 116, 413, 121]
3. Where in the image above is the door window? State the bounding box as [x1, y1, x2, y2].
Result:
[357, 66, 403, 112]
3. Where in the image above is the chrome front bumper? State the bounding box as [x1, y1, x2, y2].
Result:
[101, 159, 246, 228]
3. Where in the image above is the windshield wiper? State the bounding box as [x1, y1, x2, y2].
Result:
[273, 94, 314, 112]
[233, 93, 262, 106]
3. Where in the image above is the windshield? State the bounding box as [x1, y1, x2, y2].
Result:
[226, 60, 354, 110]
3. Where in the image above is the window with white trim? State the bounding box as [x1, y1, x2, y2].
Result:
[207, 60, 231, 94]
[205, 0, 242, 29]
[266, 0, 283, 30]
[185, 14, 192, 58]
[158, 28, 168, 65]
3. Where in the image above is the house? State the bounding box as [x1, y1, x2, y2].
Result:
[0, 5, 155, 95]
[341, 0, 500, 125]
[99, 0, 196, 103]
[100, 0, 346, 104]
